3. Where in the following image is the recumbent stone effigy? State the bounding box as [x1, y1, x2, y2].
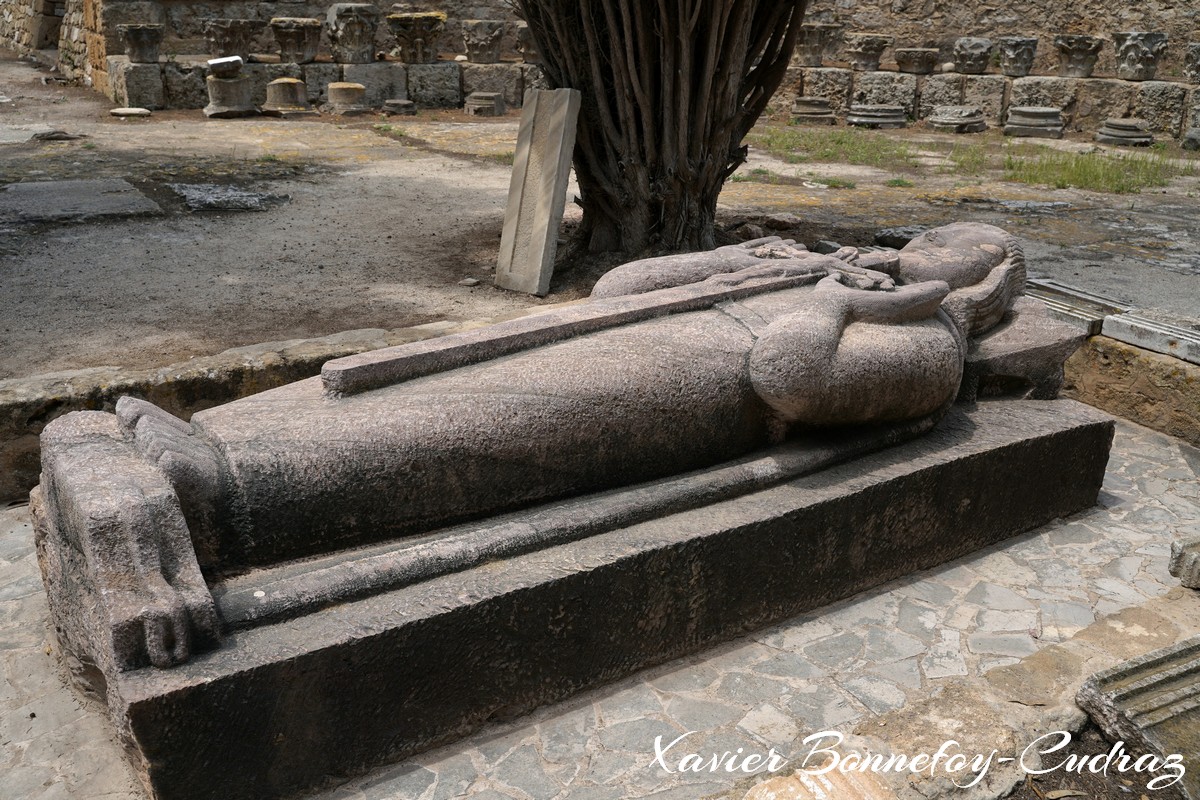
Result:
[32, 222, 1113, 800]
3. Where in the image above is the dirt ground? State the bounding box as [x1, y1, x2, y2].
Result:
[2, 50, 1199, 380]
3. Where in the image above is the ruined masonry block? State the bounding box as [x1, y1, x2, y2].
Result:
[1010, 76, 1079, 122]
[852, 71, 917, 118]
[243, 63, 302, 108]
[1074, 79, 1135, 129]
[407, 61, 462, 108]
[1189, 88, 1200, 131]
[461, 62, 523, 109]
[106, 56, 163, 109]
[521, 63, 548, 95]
[1135, 81, 1187, 137]
[343, 62, 408, 108]
[963, 74, 1008, 124]
[163, 62, 206, 109]
[917, 73, 963, 119]
[302, 63, 341, 104]
[800, 67, 853, 114]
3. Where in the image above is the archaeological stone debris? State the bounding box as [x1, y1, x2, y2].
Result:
[31, 220, 1114, 800]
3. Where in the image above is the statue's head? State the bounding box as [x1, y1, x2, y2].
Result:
[896, 222, 1018, 290]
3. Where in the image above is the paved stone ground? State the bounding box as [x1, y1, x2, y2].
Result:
[1, 417, 1197, 800]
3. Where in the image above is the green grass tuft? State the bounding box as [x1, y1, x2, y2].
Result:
[750, 126, 918, 170]
[1003, 145, 1195, 193]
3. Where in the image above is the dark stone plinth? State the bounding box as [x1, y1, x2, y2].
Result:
[847, 103, 906, 128]
[1078, 636, 1200, 800]
[1096, 117, 1154, 146]
[791, 96, 837, 125]
[86, 399, 1111, 800]
[928, 104, 987, 133]
[1005, 105, 1064, 138]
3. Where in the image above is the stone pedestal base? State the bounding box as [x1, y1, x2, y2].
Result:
[847, 103, 907, 128]
[1096, 117, 1154, 146]
[203, 75, 257, 118]
[59, 398, 1112, 800]
[1004, 105, 1064, 138]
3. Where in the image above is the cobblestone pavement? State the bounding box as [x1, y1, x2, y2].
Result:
[1, 418, 1197, 800]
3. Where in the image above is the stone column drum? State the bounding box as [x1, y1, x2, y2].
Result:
[462, 19, 504, 63]
[327, 81, 369, 114]
[1112, 32, 1168, 81]
[795, 23, 840, 67]
[271, 18, 322, 64]
[894, 48, 939, 75]
[205, 19, 266, 62]
[387, 11, 445, 63]
[844, 34, 893, 71]
[327, 4, 381, 64]
[118, 23, 164, 64]
[1054, 34, 1104, 78]
[263, 77, 317, 117]
[954, 37, 993, 74]
[204, 56, 257, 118]
[998, 36, 1038, 77]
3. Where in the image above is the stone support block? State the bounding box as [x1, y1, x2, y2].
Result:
[800, 67, 852, 114]
[243, 63, 302, 107]
[917, 73, 962, 119]
[343, 62, 407, 107]
[407, 61, 462, 108]
[1189, 87, 1200, 131]
[163, 62, 206, 109]
[1074, 78, 1135, 129]
[963, 74, 1008, 124]
[105, 56, 163, 109]
[1134, 81, 1188, 137]
[301, 62, 342, 104]
[772, 65, 804, 116]
[851, 71, 917, 118]
[1010, 76, 1079, 122]
[461, 62, 522, 109]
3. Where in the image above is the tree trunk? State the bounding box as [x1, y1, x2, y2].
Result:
[516, 0, 807, 259]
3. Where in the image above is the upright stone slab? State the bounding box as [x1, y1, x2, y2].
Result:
[495, 88, 580, 296]
[1078, 636, 1200, 800]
